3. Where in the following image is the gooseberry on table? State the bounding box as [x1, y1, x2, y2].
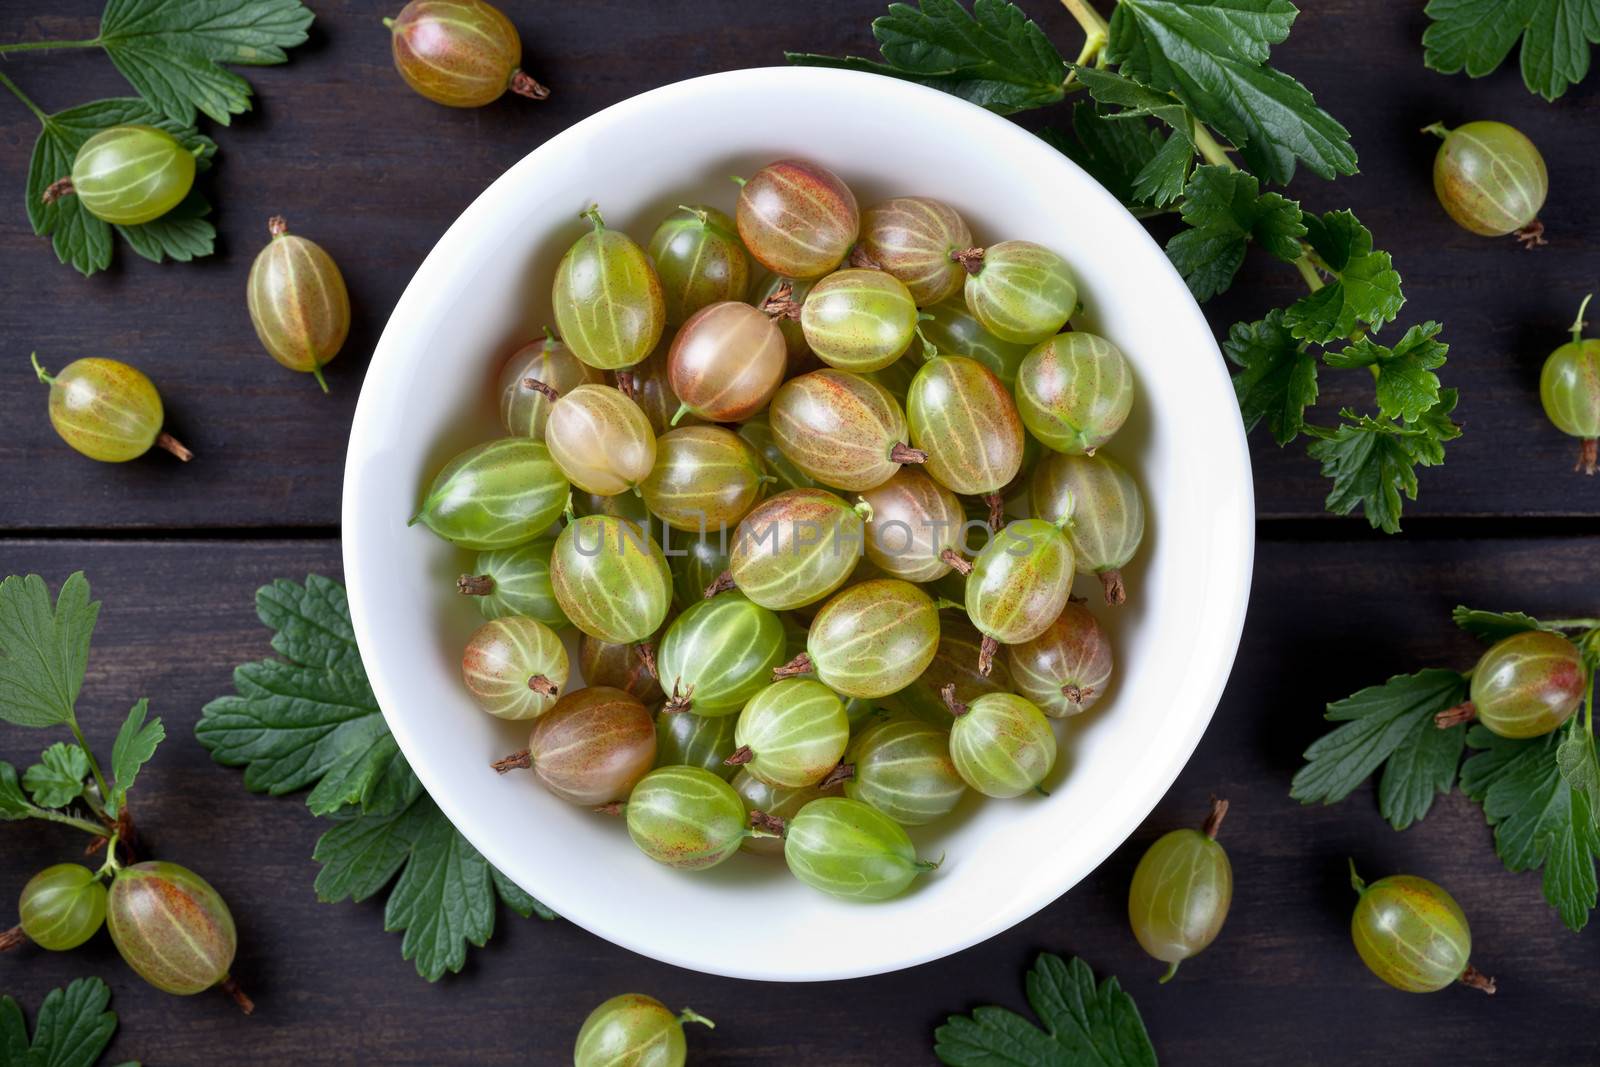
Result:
[907, 351, 1026, 525]
[843, 717, 966, 826]
[727, 678, 850, 788]
[799, 268, 920, 373]
[41, 125, 196, 226]
[246, 216, 350, 392]
[456, 538, 567, 626]
[857, 467, 968, 582]
[648, 205, 751, 324]
[493, 686, 655, 805]
[619, 766, 751, 871]
[574, 993, 714, 1067]
[769, 369, 926, 492]
[765, 795, 938, 901]
[723, 488, 869, 611]
[1015, 332, 1134, 455]
[656, 710, 741, 781]
[1540, 294, 1600, 474]
[1030, 451, 1145, 605]
[735, 159, 859, 279]
[31, 355, 192, 463]
[1128, 798, 1233, 982]
[666, 301, 788, 423]
[498, 330, 605, 438]
[539, 382, 657, 496]
[942, 687, 1057, 799]
[550, 514, 673, 644]
[1349, 862, 1495, 994]
[777, 579, 940, 700]
[957, 240, 1079, 345]
[1006, 602, 1112, 718]
[460, 615, 568, 720]
[385, 0, 548, 107]
[1435, 629, 1585, 738]
[14, 864, 107, 951]
[855, 196, 973, 306]
[107, 861, 251, 1011]
[553, 205, 665, 371]
[640, 426, 767, 532]
[1427, 120, 1547, 247]
[656, 593, 787, 716]
[731, 770, 837, 856]
[964, 517, 1077, 675]
[411, 438, 568, 549]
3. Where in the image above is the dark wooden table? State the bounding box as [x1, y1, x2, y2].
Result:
[2, 1, 1597, 1063]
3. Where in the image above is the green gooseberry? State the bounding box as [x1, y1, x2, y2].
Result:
[657, 593, 787, 716]
[107, 862, 242, 1002]
[856, 196, 973, 306]
[1349, 863, 1494, 994]
[247, 216, 350, 392]
[17, 863, 107, 951]
[735, 159, 859, 279]
[729, 679, 849, 788]
[1128, 798, 1233, 982]
[385, 0, 547, 108]
[543, 383, 658, 496]
[769, 369, 925, 492]
[500, 686, 657, 807]
[553, 205, 666, 370]
[918, 298, 1031, 389]
[776, 796, 938, 901]
[964, 518, 1077, 675]
[499, 331, 607, 438]
[49, 124, 197, 226]
[799, 268, 919, 372]
[725, 488, 868, 611]
[781, 579, 939, 700]
[1030, 451, 1145, 605]
[656, 710, 741, 780]
[1006, 602, 1113, 718]
[907, 353, 1025, 509]
[622, 766, 750, 871]
[959, 240, 1078, 345]
[1540, 294, 1600, 474]
[944, 690, 1057, 798]
[641, 426, 767, 533]
[574, 993, 714, 1067]
[30, 355, 191, 464]
[1428, 121, 1547, 243]
[879, 610, 1015, 729]
[551, 514, 673, 644]
[1445, 629, 1585, 739]
[731, 770, 836, 856]
[667, 532, 732, 607]
[858, 467, 968, 582]
[843, 717, 966, 826]
[648, 205, 751, 325]
[460, 615, 568, 720]
[411, 437, 569, 550]
[1015, 332, 1134, 455]
[456, 538, 568, 627]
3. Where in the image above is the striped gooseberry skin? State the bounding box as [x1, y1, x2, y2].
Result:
[799, 269, 919, 372]
[642, 426, 766, 532]
[1007, 603, 1112, 718]
[908, 355, 1025, 495]
[733, 678, 849, 787]
[387, 0, 540, 108]
[34, 357, 167, 463]
[412, 438, 569, 549]
[1015, 333, 1134, 455]
[658, 593, 787, 716]
[246, 217, 350, 391]
[844, 717, 966, 826]
[545, 383, 657, 496]
[624, 766, 749, 870]
[948, 692, 1057, 798]
[648, 205, 751, 325]
[574, 994, 710, 1067]
[657, 710, 741, 780]
[728, 489, 867, 611]
[580, 630, 665, 704]
[919, 298, 1031, 390]
[732, 770, 835, 855]
[803, 579, 940, 699]
[460, 539, 567, 626]
[461, 615, 568, 720]
[498, 332, 605, 438]
[880, 611, 1015, 729]
[782, 796, 934, 901]
[1128, 807, 1232, 979]
[526, 686, 655, 805]
[857, 197, 973, 306]
[553, 207, 666, 371]
[963, 241, 1079, 345]
[1432, 121, 1547, 237]
[966, 518, 1077, 647]
[770, 369, 918, 492]
[859, 467, 967, 581]
[737, 413, 817, 493]
[736, 159, 859, 279]
[623, 345, 702, 436]
[551, 515, 673, 644]
[1030, 451, 1145, 605]
[1351, 872, 1474, 993]
[669, 534, 731, 608]
[667, 302, 786, 422]
[18, 864, 107, 951]
[70, 125, 195, 225]
[1540, 337, 1600, 469]
[1468, 630, 1585, 739]
[107, 862, 236, 996]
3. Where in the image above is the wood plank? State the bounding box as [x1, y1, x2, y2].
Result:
[1, 535, 1595, 1063]
[2, 1, 1598, 530]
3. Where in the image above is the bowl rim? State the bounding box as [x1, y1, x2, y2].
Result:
[343, 64, 1255, 982]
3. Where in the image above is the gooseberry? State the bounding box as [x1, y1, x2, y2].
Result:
[41, 125, 196, 226]
[859, 468, 968, 582]
[641, 426, 766, 533]
[1030, 451, 1145, 605]
[498, 330, 605, 438]
[843, 718, 966, 826]
[724, 489, 868, 611]
[667, 301, 787, 423]
[799, 269, 920, 372]
[728, 678, 849, 788]
[31, 355, 192, 463]
[1349, 863, 1495, 994]
[580, 630, 665, 704]
[1128, 798, 1232, 982]
[958, 240, 1078, 345]
[943, 688, 1057, 799]
[16, 864, 107, 951]
[731, 770, 835, 856]
[657, 593, 787, 716]
[648, 205, 751, 324]
[1006, 603, 1112, 718]
[456, 538, 567, 627]
[494, 686, 655, 805]
[668, 534, 732, 609]
[778, 579, 939, 699]
[965, 518, 1077, 675]
[879, 610, 1015, 728]
[855, 196, 973, 306]
[1540, 294, 1600, 474]
[1436, 629, 1585, 738]
[411, 438, 568, 549]
[385, 0, 548, 107]
[574, 993, 714, 1067]
[907, 352, 1025, 523]
[656, 710, 741, 781]
[621, 346, 701, 436]
[246, 216, 350, 392]
[770, 369, 925, 492]
[621, 766, 750, 870]
[553, 206, 665, 371]
[772, 796, 937, 901]
[736, 159, 858, 279]
[460, 615, 568, 720]
[1427, 121, 1547, 246]
[1015, 332, 1134, 454]
[918, 298, 1031, 390]
[107, 862, 250, 1011]
[737, 412, 817, 493]
[551, 514, 673, 644]
[540, 382, 657, 496]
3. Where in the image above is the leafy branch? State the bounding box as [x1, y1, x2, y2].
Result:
[0, 977, 137, 1067]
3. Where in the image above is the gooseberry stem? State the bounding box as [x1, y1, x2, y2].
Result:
[940, 682, 969, 717]
[155, 432, 194, 462]
[670, 402, 691, 427]
[0, 925, 25, 952]
[1542, 618, 1600, 630]
[311, 365, 330, 394]
[1569, 294, 1593, 344]
[458, 574, 495, 596]
[219, 974, 255, 1015]
[67, 719, 115, 826]
[1458, 964, 1497, 995]
[30, 352, 54, 385]
[581, 204, 605, 229]
[703, 571, 736, 599]
[32, 806, 112, 839]
[662, 680, 694, 714]
[678, 1008, 715, 1030]
[890, 442, 927, 465]
[1099, 569, 1127, 606]
[724, 745, 754, 767]
[0, 68, 48, 124]
[772, 652, 813, 679]
[760, 281, 802, 320]
[1293, 255, 1325, 293]
[1158, 961, 1180, 984]
[508, 69, 550, 100]
[1421, 122, 1450, 140]
[819, 762, 855, 789]
[939, 549, 972, 576]
[1201, 796, 1229, 839]
[634, 642, 658, 680]
[527, 674, 558, 697]
[1192, 122, 1237, 170]
[1348, 858, 1367, 896]
[1059, 0, 1111, 42]
[747, 809, 786, 837]
[522, 376, 560, 402]
[491, 749, 532, 774]
[0, 38, 100, 54]
[976, 636, 998, 677]
[1434, 700, 1477, 730]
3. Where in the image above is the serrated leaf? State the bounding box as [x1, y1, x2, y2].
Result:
[4, 977, 121, 1067]
[786, 0, 1069, 115]
[1292, 668, 1469, 829]
[0, 573, 99, 728]
[1225, 310, 1317, 445]
[1130, 131, 1194, 207]
[107, 699, 164, 819]
[491, 866, 557, 921]
[1043, 104, 1165, 209]
[1166, 165, 1306, 299]
[935, 953, 1156, 1067]
[1283, 211, 1404, 344]
[1069, 64, 1194, 139]
[116, 190, 215, 264]
[1323, 322, 1448, 423]
[1451, 606, 1551, 642]
[1555, 716, 1600, 830]
[1423, 0, 1600, 102]
[24, 743, 92, 810]
[1305, 390, 1460, 533]
[0, 762, 36, 820]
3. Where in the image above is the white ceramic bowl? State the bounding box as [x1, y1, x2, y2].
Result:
[343, 67, 1254, 982]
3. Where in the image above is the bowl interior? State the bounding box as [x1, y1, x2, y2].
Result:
[343, 67, 1254, 981]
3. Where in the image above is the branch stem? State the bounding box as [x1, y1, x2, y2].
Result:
[33, 806, 112, 838]
[1293, 254, 1325, 293]
[1060, 0, 1111, 39]
[0, 67, 48, 123]
[0, 38, 99, 54]
[67, 718, 114, 825]
[1192, 122, 1237, 171]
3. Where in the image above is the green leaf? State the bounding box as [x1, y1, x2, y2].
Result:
[1165, 165, 1305, 299]
[1225, 310, 1317, 445]
[1069, 64, 1194, 138]
[26, 100, 216, 278]
[1283, 211, 1404, 344]
[1043, 105, 1165, 209]
[0, 573, 99, 729]
[23, 743, 92, 811]
[1451, 606, 1550, 643]
[1423, 0, 1600, 102]
[1, 977, 121, 1067]
[1555, 715, 1600, 831]
[934, 953, 1156, 1067]
[786, 0, 1069, 115]
[0, 762, 35, 821]
[96, 0, 315, 125]
[116, 191, 215, 264]
[107, 699, 164, 819]
[1292, 668, 1469, 829]
[1304, 390, 1460, 534]
[1106, 0, 1357, 184]
[1462, 725, 1600, 930]
[491, 866, 558, 921]
[1129, 131, 1194, 207]
[200, 575, 553, 979]
[1323, 322, 1448, 423]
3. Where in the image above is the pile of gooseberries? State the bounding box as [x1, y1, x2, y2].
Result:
[412, 157, 1149, 903]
